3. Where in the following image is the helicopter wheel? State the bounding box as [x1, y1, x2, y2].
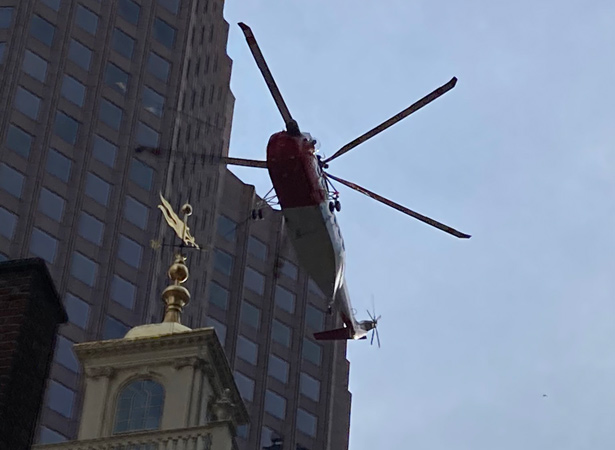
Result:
[328, 202, 335, 213]
[334, 200, 341, 212]
[258, 208, 264, 220]
[251, 209, 258, 220]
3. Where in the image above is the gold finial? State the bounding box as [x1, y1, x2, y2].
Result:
[161, 253, 190, 324]
[157, 194, 200, 324]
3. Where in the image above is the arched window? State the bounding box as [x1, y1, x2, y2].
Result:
[113, 379, 164, 434]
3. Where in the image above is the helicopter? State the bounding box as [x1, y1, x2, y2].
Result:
[217, 23, 470, 346]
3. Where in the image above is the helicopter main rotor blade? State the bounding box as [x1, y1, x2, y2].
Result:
[137, 147, 268, 169]
[324, 77, 458, 164]
[325, 172, 471, 239]
[238, 23, 298, 133]
[222, 156, 268, 168]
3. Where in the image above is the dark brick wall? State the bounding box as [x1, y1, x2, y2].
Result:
[0, 258, 67, 450]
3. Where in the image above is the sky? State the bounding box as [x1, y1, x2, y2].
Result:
[222, 1, 615, 449]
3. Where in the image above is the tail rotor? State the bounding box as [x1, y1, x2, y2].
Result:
[367, 297, 381, 348]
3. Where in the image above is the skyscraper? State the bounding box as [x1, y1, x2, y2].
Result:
[0, 0, 233, 442]
[0, 1, 351, 448]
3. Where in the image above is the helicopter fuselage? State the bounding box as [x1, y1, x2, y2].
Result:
[266, 131, 370, 339]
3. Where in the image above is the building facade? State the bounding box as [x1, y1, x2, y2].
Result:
[0, 0, 233, 443]
[33, 251, 249, 450]
[0, 0, 351, 448]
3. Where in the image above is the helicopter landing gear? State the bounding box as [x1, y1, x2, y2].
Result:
[251, 208, 264, 220]
[329, 200, 341, 213]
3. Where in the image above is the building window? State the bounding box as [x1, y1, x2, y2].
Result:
[104, 63, 129, 94]
[30, 15, 55, 46]
[271, 320, 291, 347]
[213, 249, 233, 276]
[244, 267, 265, 295]
[124, 196, 148, 229]
[153, 18, 176, 49]
[22, 50, 48, 82]
[100, 99, 123, 130]
[240, 301, 260, 329]
[15, 86, 41, 120]
[306, 304, 324, 331]
[142, 87, 164, 117]
[47, 381, 74, 418]
[65, 293, 89, 329]
[46, 149, 71, 181]
[208, 282, 229, 310]
[6, 124, 33, 158]
[38, 427, 66, 444]
[236, 424, 249, 440]
[302, 339, 322, 366]
[248, 236, 267, 261]
[296, 409, 317, 437]
[118, 0, 140, 25]
[268, 355, 289, 384]
[216, 215, 236, 241]
[275, 285, 295, 313]
[308, 278, 324, 298]
[0, 7, 13, 29]
[236, 335, 258, 365]
[0, 207, 17, 239]
[147, 52, 170, 82]
[113, 380, 164, 433]
[118, 235, 142, 269]
[61, 75, 86, 106]
[75, 5, 98, 34]
[111, 275, 136, 310]
[0, 163, 24, 198]
[103, 315, 129, 339]
[112, 28, 135, 59]
[39, 188, 65, 222]
[129, 159, 154, 190]
[158, 0, 180, 14]
[78, 212, 104, 245]
[55, 336, 79, 372]
[264, 390, 286, 420]
[41, 0, 61, 11]
[206, 316, 226, 345]
[300, 373, 320, 401]
[53, 111, 80, 144]
[136, 122, 159, 148]
[85, 172, 111, 205]
[234, 371, 254, 402]
[92, 135, 117, 167]
[280, 259, 298, 280]
[71, 252, 97, 286]
[68, 39, 92, 70]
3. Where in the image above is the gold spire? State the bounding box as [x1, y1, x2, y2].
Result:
[161, 253, 190, 324]
[158, 195, 199, 325]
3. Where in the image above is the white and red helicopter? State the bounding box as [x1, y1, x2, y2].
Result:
[223, 23, 470, 346]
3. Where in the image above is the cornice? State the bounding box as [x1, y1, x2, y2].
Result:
[74, 328, 215, 359]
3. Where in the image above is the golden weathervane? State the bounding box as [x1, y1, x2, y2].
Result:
[157, 192, 200, 249]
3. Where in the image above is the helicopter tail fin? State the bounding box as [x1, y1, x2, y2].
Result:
[314, 327, 366, 341]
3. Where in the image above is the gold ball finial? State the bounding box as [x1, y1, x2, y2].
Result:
[168, 254, 189, 284]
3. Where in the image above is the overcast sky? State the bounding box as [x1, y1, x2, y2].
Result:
[222, 1, 615, 448]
